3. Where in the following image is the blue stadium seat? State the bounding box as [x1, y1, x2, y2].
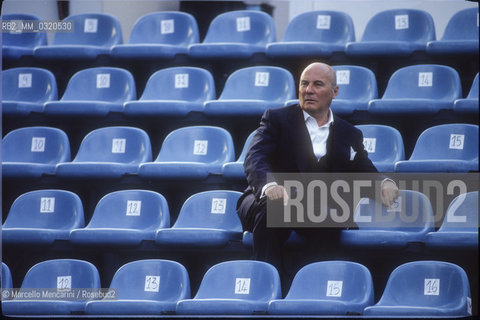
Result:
[341, 190, 435, 249]
[425, 191, 478, 249]
[2, 262, 13, 290]
[268, 261, 374, 315]
[394, 124, 478, 172]
[176, 260, 281, 315]
[266, 10, 354, 57]
[1, 14, 47, 60]
[454, 73, 479, 115]
[2, 259, 101, 316]
[123, 67, 215, 117]
[156, 190, 242, 248]
[43, 67, 136, 117]
[203, 66, 295, 116]
[188, 10, 276, 58]
[330, 65, 378, 115]
[33, 13, 122, 59]
[356, 125, 405, 172]
[426, 7, 479, 55]
[111, 11, 199, 59]
[69, 190, 169, 246]
[2, 67, 58, 116]
[55, 127, 151, 178]
[3, 190, 84, 245]
[84, 259, 190, 315]
[364, 261, 472, 317]
[368, 64, 461, 115]
[2, 127, 70, 179]
[222, 131, 256, 179]
[138, 126, 234, 179]
[345, 9, 435, 56]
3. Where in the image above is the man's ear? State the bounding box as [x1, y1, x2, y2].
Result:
[332, 85, 339, 99]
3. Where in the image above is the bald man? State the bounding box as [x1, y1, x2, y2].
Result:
[236, 62, 398, 282]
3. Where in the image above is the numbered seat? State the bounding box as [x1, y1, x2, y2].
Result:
[356, 125, 405, 172]
[2, 127, 70, 179]
[55, 127, 151, 179]
[426, 7, 479, 55]
[345, 9, 435, 56]
[1, 13, 47, 60]
[111, 11, 199, 59]
[33, 13, 122, 59]
[394, 124, 478, 172]
[425, 191, 478, 249]
[3, 190, 84, 245]
[268, 261, 374, 315]
[330, 65, 378, 116]
[454, 73, 479, 115]
[123, 67, 215, 117]
[2, 67, 58, 116]
[188, 10, 276, 58]
[368, 65, 461, 115]
[222, 131, 256, 179]
[85, 259, 189, 315]
[340, 190, 435, 249]
[364, 261, 472, 317]
[203, 66, 295, 116]
[69, 190, 169, 246]
[2, 259, 101, 316]
[266, 10, 354, 58]
[176, 260, 281, 315]
[2, 262, 13, 291]
[156, 190, 242, 248]
[43, 67, 136, 117]
[138, 126, 234, 179]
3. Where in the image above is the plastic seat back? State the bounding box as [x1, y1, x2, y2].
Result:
[51, 13, 122, 47]
[72, 126, 152, 164]
[2, 67, 57, 104]
[382, 64, 461, 100]
[61, 67, 136, 103]
[282, 10, 354, 44]
[408, 124, 478, 162]
[140, 67, 215, 102]
[2, 127, 70, 164]
[173, 190, 242, 231]
[155, 126, 234, 166]
[333, 65, 378, 103]
[438, 191, 478, 232]
[440, 7, 478, 41]
[1, 14, 47, 54]
[365, 261, 471, 316]
[465, 73, 479, 99]
[2, 262, 13, 290]
[219, 66, 295, 103]
[361, 9, 435, 43]
[3, 189, 84, 231]
[356, 125, 405, 171]
[194, 260, 281, 301]
[128, 11, 199, 45]
[202, 10, 275, 45]
[86, 190, 169, 230]
[110, 260, 190, 300]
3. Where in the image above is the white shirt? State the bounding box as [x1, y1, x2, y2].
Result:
[303, 109, 334, 160]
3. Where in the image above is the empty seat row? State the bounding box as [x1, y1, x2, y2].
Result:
[2, 189, 242, 248]
[3, 188, 478, 250]
[3, 65, 478, 118]
[2, 123, 477, 182]
[1, 259, 473, 316]
[3, 8, 478, 60]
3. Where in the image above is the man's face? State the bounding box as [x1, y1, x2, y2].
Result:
[299, 64, 338, 116]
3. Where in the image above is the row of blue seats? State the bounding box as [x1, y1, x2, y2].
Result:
[2, 124, 478, 180]
[3, 188, 478, 250]
[3, 64, 479, 117]
[1, 259, 472, 316]
[3, 8, 478, 60]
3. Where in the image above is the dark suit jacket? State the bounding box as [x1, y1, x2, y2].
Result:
[240, 104, 378, 204]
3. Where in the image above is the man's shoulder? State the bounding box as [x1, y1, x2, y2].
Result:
[333, 114, 358, 131]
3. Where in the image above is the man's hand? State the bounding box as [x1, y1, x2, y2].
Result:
[381, 179, 399, 208]
[264, 185, 289, 205]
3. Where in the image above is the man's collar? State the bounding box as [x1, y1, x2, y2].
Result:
[302, 108, 334, 127]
